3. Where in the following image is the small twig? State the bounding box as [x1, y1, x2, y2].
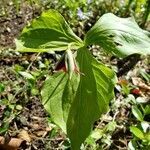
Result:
[27, 52, 40, 71]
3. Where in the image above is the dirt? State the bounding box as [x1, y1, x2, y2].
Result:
[0, 1, 41, 49]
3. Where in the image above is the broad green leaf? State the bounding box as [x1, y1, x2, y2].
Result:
[16, 10, 83, 52]
[41, 47, 116, 149]
[132, 106, 143, 121]
[67, 47, 116, 149]
[41, 72, 80, 132]
[85, 13, 150, 57]
[130, 126, 144, 139]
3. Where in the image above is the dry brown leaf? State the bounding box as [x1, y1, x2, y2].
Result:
[35, 130, 47, 137]
[32, 116, 43, 121]
[46, 127, 51, 132]
[28, 123, 40, 130]
[0, 144, 18, 150]
[34, 127, 51, 137]
[18, 130, 31, 143]
[0, 136, 23, 150]
[132, 77, 150, 91]
[0, 136, 5, 144]
[7, 138, 23, 149]
[118, 79, 128, 86]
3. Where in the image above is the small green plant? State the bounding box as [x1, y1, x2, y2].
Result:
[129, 104, 150, 149]
[0, 98, 22, 135]
[15, 9, 150, 149]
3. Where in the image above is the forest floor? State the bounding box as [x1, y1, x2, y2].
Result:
[0, 1, 150, 150]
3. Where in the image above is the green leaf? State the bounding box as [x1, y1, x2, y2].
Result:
[85, 13, 150, 57]
[132, 106, 143, 121]
[0, 122, 9, 134]
[19, 71, 35, 80]
[90, 129, 103, 140]
[41, 47, 116, 149]
[67, 48, 116, 149]
[16, 9, 83, 52]
[130, 126, 145, 139]
[105, 121, 117, 132]
[145, 133, 150, 142]
[139, 69, 150, 82]
[0, 83, 5, 93]
[144, 105, 150, 115]
[41, 72, 80, 132]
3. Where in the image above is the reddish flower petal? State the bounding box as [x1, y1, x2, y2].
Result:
[131, 88, 141, 95]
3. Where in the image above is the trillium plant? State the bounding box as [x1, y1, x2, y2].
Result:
[15, 10, 150, 149]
